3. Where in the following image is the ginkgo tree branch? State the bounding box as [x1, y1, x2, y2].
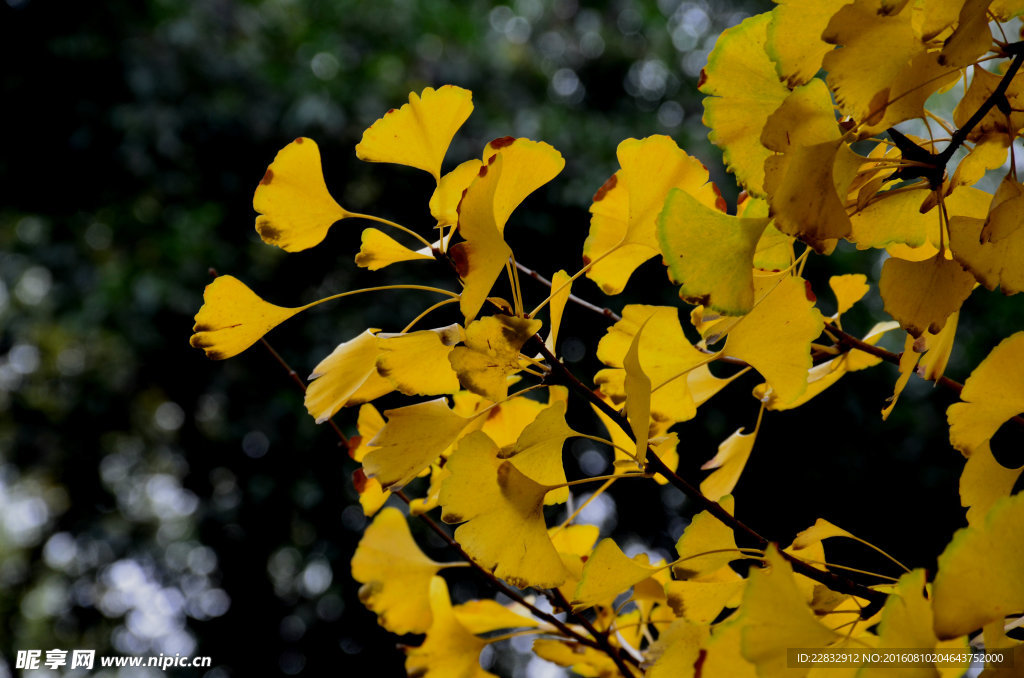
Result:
[255, 333, 640, 673]
[529, 336, 890, 616]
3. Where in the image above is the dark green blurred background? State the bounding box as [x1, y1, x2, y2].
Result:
[2, 0, 1020, 676]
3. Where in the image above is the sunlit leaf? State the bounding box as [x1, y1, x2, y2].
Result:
[508, 399, 577, 505]
[448, 315, 542, 402]
[404, 576, 497, 678]
[572, 538, 661, 609]
[453, 598, 542, 634]
[190, 275, 305, 360]
[701, 12, 790, 196]
[947, 331, 1024, 454]
[949, 215, 1024, 295]
[882, 332, 919, 421]
[351, 507, 446, 634]
[674, 496, 739, 579]
[960, 442, 1023, 527]
[440, 431, 568, 589]
[355, 227, 433, 270]
[623, 317, 653, 465]
[305, 330, 394, 424]
[701, 425, 760, 501]
[430, 159, 483, 227]
[356, 85, 473, 182]
[363, 397, 476, 490]
[665, 577, 746, 624]
[659, 187, 770, 315]
[545, 270, 572, 352]
[766, 0, 849, 87]
[376, 324, 463, 396]
[932, 493, 1024, 638]
[645, 618, 711, 678]
[253, 137, 352, 252]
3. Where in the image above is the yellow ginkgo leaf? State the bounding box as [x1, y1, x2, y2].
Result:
[453, 389, 547, 448]
[882, 332, 919, 421]
[356, 85, 474, 183]
[448, 315, 542, 403]
[645, 618, 711, 678]
[595, 305, 710, 425]
[404, 576, 498, 678]
[351, 507, 447, 634]
[584, 136, 723, 294]
[450, 157, 513, 323]
[724, 275, 824, 405]
[949, 215, 1024, 295]
[508, 399, 577, 505]
[739, 545, 839, 674]
[453, 598, 542, 635]
[376, 324, 463, 396]
[821, 2, 919, 124]
[190, 275, 305, 360]
[659, 187, 770, 315]
[753, 222, 795, 272]
[545, 270, 571, 352]
[363, 397, 476, 490]
[532, 638, 618, 678]
[354, 227, 433, 270]
[430, 158, 483, 227]
[760, 79, 840, 153]
[932, 493, 1024, 639]
[960, 441, 1023, 527]
[951, 135, 1010, 190]
[701, 12, 790, 196]
[623, 317, 653, 465]
[879, 254, 976, 338]
[764, 139, 859, 253]
[482, 136, 566, 233]
[947, 331, 1024, 454]
[700, 423, 760, 502]
[253, 137, 351, 252]
[665, 577, 746, 624]
[700, 616, 758, 678]
[304, 330, 394, 424]
[850, 190, 937, 251]
[766, 0, 849, 87]
[829, 274, 870, 318]
[918, 310, 959, 382]
[572, 538, 661, 609]
[674, 496, 739, 579]
[953, 66, 1024, 142]
[939, 0, 997, 69]
[439, 431, 568, 589]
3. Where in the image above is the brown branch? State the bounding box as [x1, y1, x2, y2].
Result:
[530, 337, 890, 617]
[515, 261, 622, 322]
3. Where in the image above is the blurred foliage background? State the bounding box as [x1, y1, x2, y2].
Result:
[2, 0, 1021, 676]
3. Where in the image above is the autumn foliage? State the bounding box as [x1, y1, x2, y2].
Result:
[192, 1, 1024, 675]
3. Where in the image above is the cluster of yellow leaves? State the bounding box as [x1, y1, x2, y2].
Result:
[191, 0, 1024, 671]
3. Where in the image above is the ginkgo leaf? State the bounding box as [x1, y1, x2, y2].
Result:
[350, 405, 391, 516]
[354, 227, 433, 270]
[947, 331, 1024, 454]
[880, 254, 976, 338]
[453, 599, 543, 634]
[545, 270, 571, 352]
[584, 136, 723, 294]
[960, 442, 1023, 527]
[674, 496, 739, 579]
[623, 317, 653, 465]
[448, 315, 542, 403]
[701, 12, 790, 196]
[918, 310, 959, 382]
[453, 389, 547, 447]
[700, 424, 760, 502]
[882, 333, 919, 421]
[821, 1, 920, 124]
[404, 576, 498, 678]
[304, 330, 394, 424]
[850, 190, 940, 251]
[739, 545, 839, 674]
[190, 275, 305, 360]
[439, 431, 568, 589]
[858, 569, 945, 678]
[532, 639, 618, 678]
[253, 137, 351, 252]
[572, 538, 662, 609]
[355, 85, 474, 183]
[953, 66, 1024, 142]
[753, 222, 795, 272]
[659, 187, 770, 315]
[645, 618, 711, 678]
[595, 305, 710, 425]
[508, 399, 577, 505]
[949, 215, 1024, 295]
[450, 157, 513, 323]
[724, 275, 824, 405]
[951, 135, 1010, 190]
[482, 137, 566, 232]
[766, 0, 849, 87]
[982, 174, 1024, 243]
[764, 139, 860, 252]
[761, 78, 840, 152]
[351, 507, 447, 634]
[376, 324, 463, 396]
[932, 492, 1024, 638]
[939, 0, 996, 69]
[430, 158, 483, 227]
[665, 573, 747, 624]
[829, 274, 870, 318]
[700, 616, 759, 678]
[363, 397, 476, 490]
